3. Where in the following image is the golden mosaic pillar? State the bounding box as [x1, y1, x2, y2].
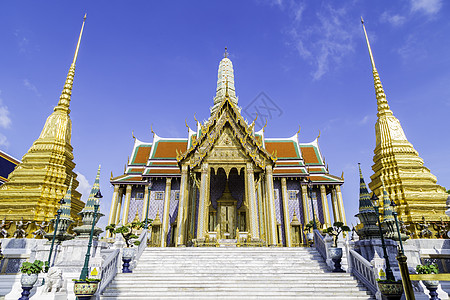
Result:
[197, 163, 209, 239]
[336, 185, 346, 225]
[121, 185, 132, 224]
[176, 165, 189, 246]
[114, 187, 123, 225]
[301, 185, 310, 224]
[265, 165, 277, 246]
[106, 185, 120, 237]
[246, 163, 259, 239]
[141, 185, 150, 221]
[320, 185, 331, 228]
[161, 177, 172, 247]
[281, 178, 292, 247]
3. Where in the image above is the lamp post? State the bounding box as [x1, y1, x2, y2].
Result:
[47, 198, 65, 268]
[371, 192, 395, 282]
[79, 190, 102, 280]
[390, 200, 415, 300]
[307, 178, 317, 230]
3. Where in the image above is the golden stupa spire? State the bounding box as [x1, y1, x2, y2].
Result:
[362, 17, 448, 237]
[361, 17, 391, 117]
[55, 14, 87, 113]
[0, 15, 87, 228]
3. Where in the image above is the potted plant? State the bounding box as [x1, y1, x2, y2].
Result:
[417, 263, 440, 299]
[323, 222, 350, 272]
[304, 221, 315, 247]
[376, 278, 403, 300]
[107, 220, 144, 273]
[73, 278, 101, 300]
[19, 260, 48, 300]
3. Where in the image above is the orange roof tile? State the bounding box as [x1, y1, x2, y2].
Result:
[151, 162, 178, 166]
[301, 147, 319, 164]
[273, 168, 303, 174]
[275, 161, 300, 166]
[134, 146, 152, 164]
[154, 141, 187, 159]
[265, 141, 298, 158]
[147, 168, 181, 174]
[129, 168, 143, 173]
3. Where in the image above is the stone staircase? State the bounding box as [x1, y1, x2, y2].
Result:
[100, 247, 375, 299]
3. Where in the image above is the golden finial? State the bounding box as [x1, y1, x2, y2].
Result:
[252, 112, 258, 124]
[150, 124, 155, 138]
[185, 119, 190, 129]
[193, 113, 199, 124]
[73, 13, 87, 65]
[132, 130, 136, 140]
[55, 14, 87, 112]
[317, 130, 321, 139]
[361, 16, 375, 70]
[262, 119, 268, 132]
[110, 171, 113, 179]
[224, 47, 229, 58]
[341, 171, 344, 180]
[296, 125, 301, 135]
[361, 17, 391, 117]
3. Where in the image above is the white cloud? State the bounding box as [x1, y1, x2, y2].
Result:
[0, 133, 9, 147]
[397, 34, 427, 61]
[380, 12, 407, 26]
[411, 0, 442, 15]
[76, 172, 92, 203]
[24, 79, 41, 97]
[0, 96, 11, 129]
[287, 4, 356, 80]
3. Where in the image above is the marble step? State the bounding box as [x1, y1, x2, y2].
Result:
[101, 297, 374, 300]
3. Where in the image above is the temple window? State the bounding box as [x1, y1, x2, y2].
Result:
[155, 192, 164, 200]
[136, 192, 144, 199]
[175, 191, 180, 200]
[288, 191, 297, 200]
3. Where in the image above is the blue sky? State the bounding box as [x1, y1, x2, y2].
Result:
[1, 0, 449, 230]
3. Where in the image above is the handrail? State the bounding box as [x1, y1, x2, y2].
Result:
[135, 229, 148, 262]
[98, 248, 120, 294]
[348, 249, 378, 295]
[313, 229, 327, 261]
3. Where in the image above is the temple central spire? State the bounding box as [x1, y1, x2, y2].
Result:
[211, 48, 239, 115]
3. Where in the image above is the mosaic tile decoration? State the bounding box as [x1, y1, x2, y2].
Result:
[287, 179, 301, 223]
[273, 179, 285, 245]
[127, 186, 145, 223]
[146, 178, 166, 220]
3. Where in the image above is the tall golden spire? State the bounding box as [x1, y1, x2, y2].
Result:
[55, 14, 86, 113]
[361, 17, 391, 117]
[0, 15, 87, 229]
[361, 18, 448, 237]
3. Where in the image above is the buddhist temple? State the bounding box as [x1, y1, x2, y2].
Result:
[108, 50, 347, 247]
[361, 19, 448, 237]
[0, 15, 87, 236]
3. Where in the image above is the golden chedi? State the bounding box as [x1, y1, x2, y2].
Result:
[0, 15, 88, 237]
[361, 19, 448, 238]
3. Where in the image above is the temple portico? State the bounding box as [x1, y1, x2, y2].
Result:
[108, 52, 347, 247]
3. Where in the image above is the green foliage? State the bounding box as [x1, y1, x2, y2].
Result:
[323, 222, 351, 247]
[446, 189, 450, 195]
[20, 260, 48, 275]
[108, 220, 145, 248]
[416, 263, 439, 274]
[304, 220, 319, 233]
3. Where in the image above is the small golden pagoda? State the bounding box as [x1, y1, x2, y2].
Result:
[361, 19, 448, 237]
[0, 15, 87, 236]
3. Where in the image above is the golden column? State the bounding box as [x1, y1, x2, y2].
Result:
[161, 177, 172, 247]
[265, 165, 277, 246]
[301, 184, 310, 224]
[176, 165, 189, 246]
[141, 184, 150, 221]
[335, 185, 347, 225]
[114, 187, 123, 225]
[247, 163, 259, 239]
[106, 185, 120, 237]
[331, 187, 340, 223]
[320, 185, 331, 228]
[257, 179, 265, 242]
[196, 163, 209, 239]
[121, 185, 132, 224]
[281, 178, 292, 247]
